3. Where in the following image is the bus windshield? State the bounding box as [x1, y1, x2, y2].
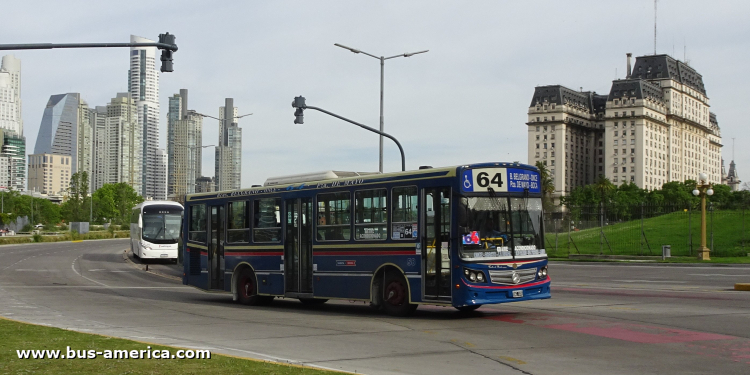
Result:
[142, 212, 182, 244]
[459, 196, 544, 260]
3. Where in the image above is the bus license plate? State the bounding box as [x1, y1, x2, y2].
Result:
[512, 290, 523, 298]
[160, 254, 168, 258]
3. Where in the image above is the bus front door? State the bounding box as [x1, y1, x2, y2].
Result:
[284, 198, 313, 295]
[209, 205, 225, 290]
[423, 187, 452, 301]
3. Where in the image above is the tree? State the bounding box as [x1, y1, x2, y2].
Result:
[92, 183, 143, 225]
[593, 176, 615, 206]
[62, 171, 91, 222]
[535, 161, 555, 211]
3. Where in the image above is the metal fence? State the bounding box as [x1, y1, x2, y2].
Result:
[544, 203, 750, 258]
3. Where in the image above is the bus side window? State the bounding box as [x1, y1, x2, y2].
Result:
[391, 186, 418, 240]
[354, 189, 387, 241]
[227, 201, 250, 243]
[316, 192, 351, 241]
[189, 204, 207, 243]
[253, 198, 281, 242]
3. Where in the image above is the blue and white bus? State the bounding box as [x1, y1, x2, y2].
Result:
[130, 201, 184, 261]
[182, 163, 549, 316]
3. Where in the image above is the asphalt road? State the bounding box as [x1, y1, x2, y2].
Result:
[1, 240, 749, 374]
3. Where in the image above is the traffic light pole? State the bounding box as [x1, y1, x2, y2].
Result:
[0, 32, 178, 72]
[0, 42, 176, 51]
[293, 98, 405, 172]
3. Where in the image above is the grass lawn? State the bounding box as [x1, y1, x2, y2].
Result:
[550, 256, 750, 264]
[0, 318, 343, 375]
[546, 209, 750, 258]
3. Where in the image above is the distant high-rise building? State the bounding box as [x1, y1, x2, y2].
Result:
[0, 129, 26, 191]
[527, 53, 722, 201]
[215, 98, 242, 191]
[91, 93, 142, 192]
[129, 35, 162, 200]
[195, 176, 214, 193]
[0, 55, 22, 136]
[27, 153, 71, 195]
[154, 148, 167, 200]
[167, 89, 203, 200]
[34, 93, 93, 179]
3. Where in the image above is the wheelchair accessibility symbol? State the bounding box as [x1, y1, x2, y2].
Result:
[462, 170, 473, 192]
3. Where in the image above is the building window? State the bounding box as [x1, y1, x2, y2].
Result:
[631, 111, 635, 116]
[614, 131, 618, 136]
[614, 140, 618, 146]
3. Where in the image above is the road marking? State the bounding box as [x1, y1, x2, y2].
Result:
[0, 286, 189, 289]
[612, 280, 687, 283]
[71, 256, 109, 287]
[14, 269, 56, 272]
[688, 274, 750, 277]
[498, 356, 527, 365]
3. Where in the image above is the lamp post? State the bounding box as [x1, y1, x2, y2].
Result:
[334, 43, 428, 173]
[692, 172, 714, 260]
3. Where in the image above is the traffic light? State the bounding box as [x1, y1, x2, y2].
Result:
[158, 32, 176, 72]
[292, 96, 306, 124]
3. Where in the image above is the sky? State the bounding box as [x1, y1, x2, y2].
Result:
[2, 0, 749, 188]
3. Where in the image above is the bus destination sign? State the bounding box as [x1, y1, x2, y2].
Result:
[461, 168, 540, 193]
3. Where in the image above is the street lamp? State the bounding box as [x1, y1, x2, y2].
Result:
[692, 172, 714, 260]
[334, 43, 428, 173]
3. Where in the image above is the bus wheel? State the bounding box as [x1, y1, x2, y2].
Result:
[236, 268, 263, 306]
[299, 298, 328, 305]
[455, 305, 482, 312]
[382, 273, 417, 317]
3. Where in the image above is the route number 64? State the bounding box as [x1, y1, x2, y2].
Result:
[476, 172, 503, 188]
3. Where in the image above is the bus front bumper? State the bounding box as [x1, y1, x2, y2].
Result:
[457, 277, 551, 306]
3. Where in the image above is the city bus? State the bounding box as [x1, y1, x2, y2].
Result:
[182, 162, 549, 316]
[130, 201, 184, 261]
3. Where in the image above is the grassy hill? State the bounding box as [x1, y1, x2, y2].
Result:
[545, 209, 750, 257]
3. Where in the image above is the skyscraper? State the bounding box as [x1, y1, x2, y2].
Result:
[0, 55, 22, 136]
[155, 148, 167, 200]
[129, 35, 162, 200]
[167, 89, 203, 200]
[91, 93, 142, 192]
[215, 98, 242, 191]
[34, 93, 92, 177]
[0, 128, 25, 190]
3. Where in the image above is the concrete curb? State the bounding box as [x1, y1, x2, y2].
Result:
[735, 283, 750, 291]
[122, 250, 182, 282]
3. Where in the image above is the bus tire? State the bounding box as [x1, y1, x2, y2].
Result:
[382, 272, 417, 317]
[455, 305, 482, 312]
[236, 268, 265, 306]
[299, 298, 328, 305]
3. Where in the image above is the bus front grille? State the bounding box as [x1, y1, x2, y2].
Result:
[488, 268, 537, 285]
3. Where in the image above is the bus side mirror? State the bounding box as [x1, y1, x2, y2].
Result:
[138, 216, 143, 228]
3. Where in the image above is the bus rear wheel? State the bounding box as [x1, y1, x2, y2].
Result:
[236, 268, 271, 306]
[382, 273, 417, 317]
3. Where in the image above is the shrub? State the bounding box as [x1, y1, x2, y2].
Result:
[70, 230, 79, 241]
[32, 233, 43, 242]
[60, 224, 68, 231]
[22, 224, 32, 232]
[121, 224, 130, 231]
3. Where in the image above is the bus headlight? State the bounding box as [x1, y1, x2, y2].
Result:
[464, 268, 485, 283]
[476, 272, 485, 282]
[538, 266, 548, 278]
